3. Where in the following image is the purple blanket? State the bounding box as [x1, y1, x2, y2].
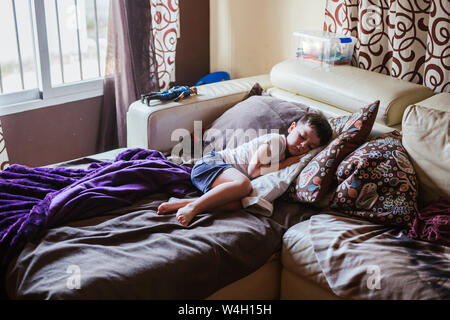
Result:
[409, 197, 450, 247]
[0, 148, 196, 269]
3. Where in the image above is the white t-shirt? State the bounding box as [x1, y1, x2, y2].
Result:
[216, 133, 287, 178]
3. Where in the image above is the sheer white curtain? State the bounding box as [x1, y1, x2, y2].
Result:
[151, 0, 180, 90]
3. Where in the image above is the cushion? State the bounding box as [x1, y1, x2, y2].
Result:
[329, 105, 381, 137]
[329, 113, 354, 137]
[289, 100, 380, 203]
[241, 148, 321, 216]
[401, 102, 450, 206]
[281, 220, 330, 290]
[170, 83, 271, 164]
[408, 197, 450, 246]
[329, 131, 418, 228]
[203, 95, 313, 152]
[409, 92, 450, 112]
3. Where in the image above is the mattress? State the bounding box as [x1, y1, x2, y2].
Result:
[281, 219, 334, 296]
[309, 213, 450, 299]
[4, 149, 312, 299]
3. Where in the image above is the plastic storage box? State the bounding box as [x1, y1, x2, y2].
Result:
[294, 31, 357, 66]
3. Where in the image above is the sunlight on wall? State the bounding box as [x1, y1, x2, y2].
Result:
[210, 0, 327, 78]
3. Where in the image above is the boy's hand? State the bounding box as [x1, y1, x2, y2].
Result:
[286, 153, 305, 165]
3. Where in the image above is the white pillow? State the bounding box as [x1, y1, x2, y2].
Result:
[241, 147, 322, 216]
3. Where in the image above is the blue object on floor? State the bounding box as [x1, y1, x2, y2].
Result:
[195, 71, 230, 86]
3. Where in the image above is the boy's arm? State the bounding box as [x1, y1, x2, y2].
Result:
[259, 154, 304, 176]
[248, 143, 271, 179]
[248, 143, 304, 179]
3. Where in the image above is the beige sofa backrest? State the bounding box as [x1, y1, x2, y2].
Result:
[127, 59, 435, 153]
[401, 93, 450, 205]
[269, 59, 434, 129]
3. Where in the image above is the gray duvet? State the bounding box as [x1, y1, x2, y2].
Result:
[5, 152, 310, 299]
[309, 213, 450, 299]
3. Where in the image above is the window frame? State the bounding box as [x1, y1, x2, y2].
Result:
[0, 0, 105, 116]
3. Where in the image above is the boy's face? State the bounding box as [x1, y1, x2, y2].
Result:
[286, 123, 321, 156]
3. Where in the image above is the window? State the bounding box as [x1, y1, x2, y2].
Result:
[0, 0, 110, 113]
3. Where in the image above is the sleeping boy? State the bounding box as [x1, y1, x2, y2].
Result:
[157, 112, 333, 226]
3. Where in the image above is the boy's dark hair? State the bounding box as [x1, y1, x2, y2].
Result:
[297, 112, 333, 146]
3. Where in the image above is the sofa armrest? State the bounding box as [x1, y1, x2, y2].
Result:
[401, 93, 450, 204]
[126, 74, 271, 152]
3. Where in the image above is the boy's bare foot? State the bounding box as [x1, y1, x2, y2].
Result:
[157, 198, 196, 215]
[176, 204, 198, 226]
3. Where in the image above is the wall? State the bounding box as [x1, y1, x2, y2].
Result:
[173, 0, 210, 86]
[1, 97, 103, 167]
[210, 0, 327, 78]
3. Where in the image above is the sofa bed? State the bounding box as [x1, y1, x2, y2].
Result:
[3, 59, 449, 300]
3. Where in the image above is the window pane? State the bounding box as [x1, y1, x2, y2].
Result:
[0, 0, 38, 94]
[97, 0, 109, 77]
[45, 0, 110, 86]
[85, 0, 110, 78]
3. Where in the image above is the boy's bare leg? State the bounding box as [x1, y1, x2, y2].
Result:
[158, 198, 242, 215]
[176, 168, 251, 226]
[157, 197, 198, 215]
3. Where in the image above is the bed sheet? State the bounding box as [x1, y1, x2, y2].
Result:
[5, 150, 311, 299]
[309, 212, 450, 299]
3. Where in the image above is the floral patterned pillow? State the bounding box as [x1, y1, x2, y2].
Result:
[329, 131, 418, 227]
[287, 100, 380, 203]
[329, 114, 353, 137]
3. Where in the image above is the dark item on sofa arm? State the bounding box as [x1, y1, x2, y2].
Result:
[141, 85, 198, 105]
[409, 197, 450, 247]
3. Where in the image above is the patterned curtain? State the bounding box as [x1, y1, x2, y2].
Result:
[324, 0, 450, 93]
[0, 121, 10, 170]
[151, 0, 180, 90]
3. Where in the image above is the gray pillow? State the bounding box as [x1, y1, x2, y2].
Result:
[203, 95, 312, 152]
